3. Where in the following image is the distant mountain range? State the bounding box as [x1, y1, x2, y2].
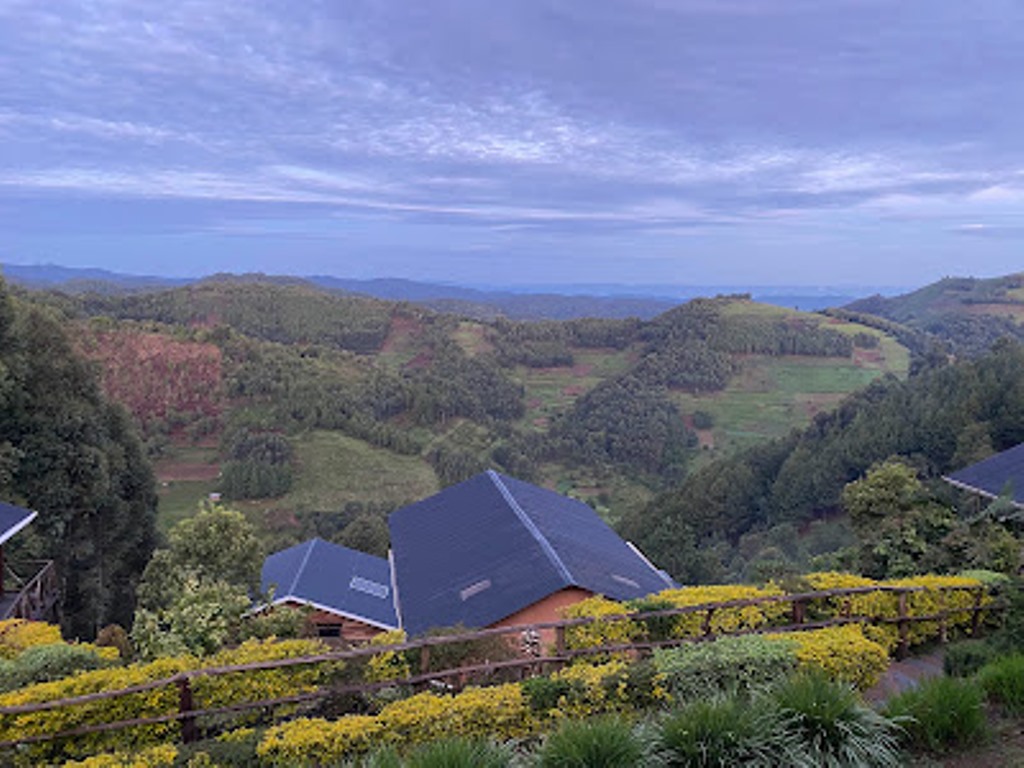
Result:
[0, 262, 883, 320]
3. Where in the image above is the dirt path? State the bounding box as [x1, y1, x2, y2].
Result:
[864, 649, 946, 704]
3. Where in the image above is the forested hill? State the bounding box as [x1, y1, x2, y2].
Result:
[622, 339, 1024, 585]
[844, 272, 1024, 356]
[20, 278, 909, 557]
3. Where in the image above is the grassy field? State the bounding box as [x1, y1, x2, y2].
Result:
[156, 479, 219, 535]
[516, 347, 636, 429]
[672, 348, 906, 461]
[277, 430, 439, 512]
[154, 444, 222, 533]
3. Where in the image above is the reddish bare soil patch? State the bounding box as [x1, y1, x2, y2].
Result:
[562, 385, 586, 396]
[853, 347, 884, 366]
[77, 327, 224, 429]
[380, 314, 425, 355]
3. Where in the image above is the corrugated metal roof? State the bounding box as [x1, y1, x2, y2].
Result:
[389, 470, 675, 636]
[261, 538, 398, 630]
[0, 501, 36, 547]
[944, 443, 1024, 507]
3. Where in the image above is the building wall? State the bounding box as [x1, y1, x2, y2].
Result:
[278, 601, 387, 644]
[490, 586, 593, 648]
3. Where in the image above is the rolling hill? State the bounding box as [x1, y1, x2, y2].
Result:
[846, 272, 1024, 356]
[19, 276, 912, 553]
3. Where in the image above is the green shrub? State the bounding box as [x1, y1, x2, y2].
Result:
[653, 634, 797, 702]
[403, 738, 512, 768]
[521, 676, 574, 714]
[357, 746, 403, 767]
[771, 672, 903, 767]
[884, 676, 987, 754]
[0, 643, 113, 692]
[538, 717, 645, 767]
[658, 697, 789, 767]
[172, 728, 261, 767]
[944, 640, 995, 678]
[991, 578, 1024, 652]
[979, 654, 1024, 714]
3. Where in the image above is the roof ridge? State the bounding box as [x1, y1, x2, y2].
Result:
[288, 538, 317, 598]
[487, 470, 574, 586]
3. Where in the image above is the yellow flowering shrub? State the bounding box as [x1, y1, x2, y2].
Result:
[365, 629, 411, 683]
[801, 572, 988, 651]
[654, 584, 788, 638]
[769, 625, 888, 690]
[0, 638, 328, 765]
[886, 575, 989, 647]
[60, 744, 178, 767]
[258, 715, 383, 765]
[0, 620, 63, 658]
[436, 683, 536, 741]
[257, 683, 535, 764]
[550, 660, 631, 718]
[561, 596, 639, 655]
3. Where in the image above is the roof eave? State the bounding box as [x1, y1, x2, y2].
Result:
[269, 595, 398, 631]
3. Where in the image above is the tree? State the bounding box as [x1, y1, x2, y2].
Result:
[841, 460, 956, 578]
[132, 504, 264, 658]
[0, 278, 157, 639]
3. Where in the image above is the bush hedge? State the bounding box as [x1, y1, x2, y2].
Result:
[652, 634, 797, 702]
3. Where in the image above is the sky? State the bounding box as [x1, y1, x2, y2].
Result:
[1, 0, 1023, 289]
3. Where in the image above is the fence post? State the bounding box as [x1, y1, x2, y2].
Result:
[971, 588, 984, 636]
[419, 645, 431, 675]
[897, 591, 909, 660]
[176, 675, 198, 744]
[939, 589, 948, 644]
[702, 608, 715, 638]
[791, 598, 806, 626]
[555, 625, 566, 657]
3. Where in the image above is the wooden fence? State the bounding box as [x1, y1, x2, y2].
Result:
[0, 583, 996, 750]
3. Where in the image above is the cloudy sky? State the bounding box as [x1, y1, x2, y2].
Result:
[1, 1, 1022, 288]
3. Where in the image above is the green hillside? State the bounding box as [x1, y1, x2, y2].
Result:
[845, 272, 1024, 356]
[28, 279, 911, 547]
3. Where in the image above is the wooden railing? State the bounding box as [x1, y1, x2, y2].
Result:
[0, 583, 997, 750]
[0, 560, 58, 622]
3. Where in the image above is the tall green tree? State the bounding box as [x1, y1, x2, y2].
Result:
[0, 277, 157, 639]
[841, 460, 956, 578]
[133, 504, 266, 658]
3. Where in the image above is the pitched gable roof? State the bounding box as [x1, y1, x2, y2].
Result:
[0, 501, 37, 546]
[389, 470, 674, 636]
[944, 443, 1024, 507]
[261, 538, 398, 630]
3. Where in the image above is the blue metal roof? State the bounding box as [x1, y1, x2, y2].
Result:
[261, 538, 398, 630]
[0, 501, 36, 546]
[945, 443, 1024, 506]
[389, 470, 674, 636]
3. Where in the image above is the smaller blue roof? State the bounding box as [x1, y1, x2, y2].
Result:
[0, 501, 36, 546]
[945, 443, 1024, 506]
[261, 538, 398, 630]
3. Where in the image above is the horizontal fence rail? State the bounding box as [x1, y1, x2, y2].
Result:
[0, 583, 997, 751]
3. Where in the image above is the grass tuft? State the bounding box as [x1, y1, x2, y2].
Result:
[538, 717, 645, 768]
[884, 675, 987, 754]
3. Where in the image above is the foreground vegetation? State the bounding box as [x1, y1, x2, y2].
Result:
[0, 564, 1002, 765]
